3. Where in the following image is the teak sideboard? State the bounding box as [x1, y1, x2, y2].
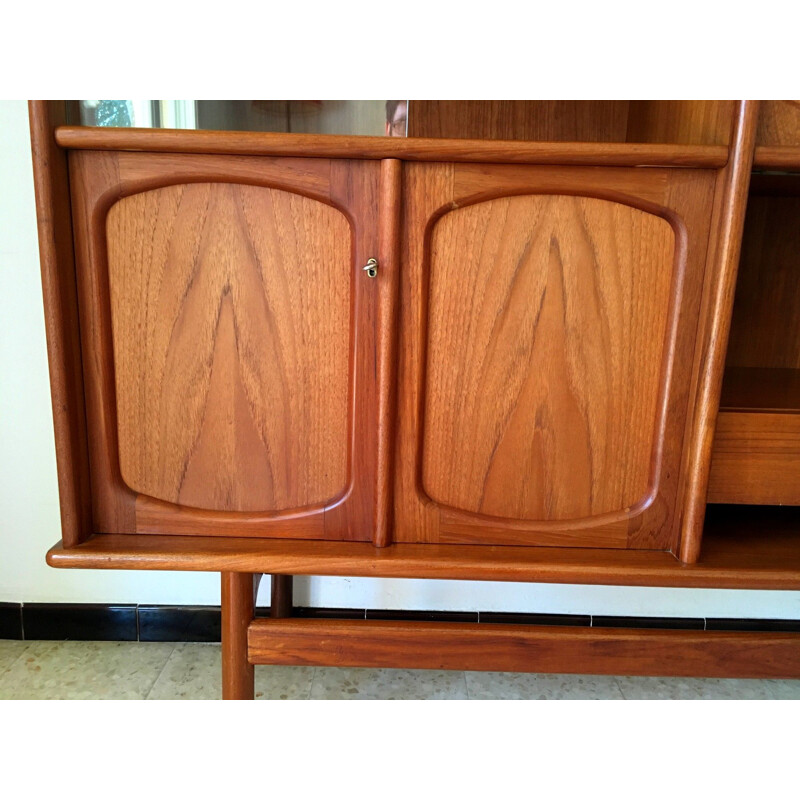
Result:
[29, 100, 800, 697]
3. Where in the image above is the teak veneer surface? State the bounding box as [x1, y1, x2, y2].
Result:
[708, 411, 800, 505]
[756, 101, 800, 146]
[406, 100, 630, 142]
[53, 126, 729, 167]
[45, 507, 800, 589]
[108, 182, 351, 513]
[247, 617, 800, 678]
[422, 194, 674, 523]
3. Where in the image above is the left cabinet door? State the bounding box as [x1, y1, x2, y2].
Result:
[69, 150, 380, 540]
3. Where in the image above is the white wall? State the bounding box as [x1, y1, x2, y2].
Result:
[2, 99, 799, 618]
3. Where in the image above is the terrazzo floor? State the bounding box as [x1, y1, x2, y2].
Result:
[0, 639, 798, 699]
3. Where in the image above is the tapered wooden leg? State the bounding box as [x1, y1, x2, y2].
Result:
[221, 572, 259, 700]
[270, 574, 293, 618]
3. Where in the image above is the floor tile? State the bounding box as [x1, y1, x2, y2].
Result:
[0, 640, 31, 674]
[146, 643, 315, 700]
[310, 667, 469, 699]
[0, 641, 175, 699]
[465, 671, 624, 699]
[615, 676, 776, 699]
[767, 680, 800, 700]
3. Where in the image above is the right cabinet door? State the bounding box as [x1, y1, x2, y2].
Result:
[394, 162, 717, 550]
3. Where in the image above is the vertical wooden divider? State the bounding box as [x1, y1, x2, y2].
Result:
[373, 160, 402, 547]
[221, 572, 260, 700]
[679, 100, 760, 563]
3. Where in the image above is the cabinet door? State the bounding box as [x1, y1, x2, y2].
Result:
[70, 151, 380, 540]
[394, 162, 717, 550]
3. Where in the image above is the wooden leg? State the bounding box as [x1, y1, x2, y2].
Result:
[270, 574, 293, 618]
[221, 572, 259, 700]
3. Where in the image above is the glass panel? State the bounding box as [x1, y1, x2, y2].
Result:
[73, 100, 408, 137]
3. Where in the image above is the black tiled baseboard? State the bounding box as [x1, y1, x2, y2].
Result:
[0, 603, 23, 639]
[481, 612, 590, 627]
[138, 606, 222, 642]
[1, 603, 799, 641]
[23, 604, 137, 641]
[592, 616, 705, 630]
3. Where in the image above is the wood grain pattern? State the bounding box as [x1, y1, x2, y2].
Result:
[395, 162, 716, 549]
[44, 504, 800, 589]
[28, 101, 93, 547]
[247, 617, 800, 678]
[69, 149, 381, 539]
[107, 182, 351, 513]
[725, 194, 800, 370]
[756, 100, 800, 146]
[708, 411, 800, 505]
[422, 195, 674, 523]
[407, 100, 630, 142]
[678, 101, 759, 564]
[626, 101, 735, 146]
[53, 126, 729, 168]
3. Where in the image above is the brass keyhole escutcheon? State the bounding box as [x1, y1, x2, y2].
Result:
[363, 258, 378, 278]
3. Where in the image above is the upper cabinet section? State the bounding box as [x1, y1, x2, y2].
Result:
[64, 100, 734, 147]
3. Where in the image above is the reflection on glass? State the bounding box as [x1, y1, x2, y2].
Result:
[386, 100, 408, 137]
[75, 100, 408, 137]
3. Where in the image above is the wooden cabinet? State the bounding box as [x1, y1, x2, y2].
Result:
[30, 101, 800, 695]
[63, 149, 721, 553]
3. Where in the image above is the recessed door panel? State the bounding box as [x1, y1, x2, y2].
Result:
[107, 183, 352, 513]
[422, 194, 675, 522]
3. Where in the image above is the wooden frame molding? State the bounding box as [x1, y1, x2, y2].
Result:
[679, 101, 760, 563]
[46, 512, 800, 590]
[54, 126, 728, 168]
[248, 618, 800, 679]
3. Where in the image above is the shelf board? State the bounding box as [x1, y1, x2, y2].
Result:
[46, 505, 800, 590]
[754, 145, 800, 170]
[720, 367, 800, 413]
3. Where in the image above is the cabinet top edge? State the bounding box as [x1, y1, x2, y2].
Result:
[54, 126, 729, 168]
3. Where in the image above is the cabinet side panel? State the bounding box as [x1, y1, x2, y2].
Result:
[107, 183, 351, 513]
[421, 195, 675, 522]
[29, 101, 93, 545]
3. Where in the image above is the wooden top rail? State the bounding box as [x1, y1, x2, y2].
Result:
[54, 126, 730, 168]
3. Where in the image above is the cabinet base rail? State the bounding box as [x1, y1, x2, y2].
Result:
[246, 617, 800, 683]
